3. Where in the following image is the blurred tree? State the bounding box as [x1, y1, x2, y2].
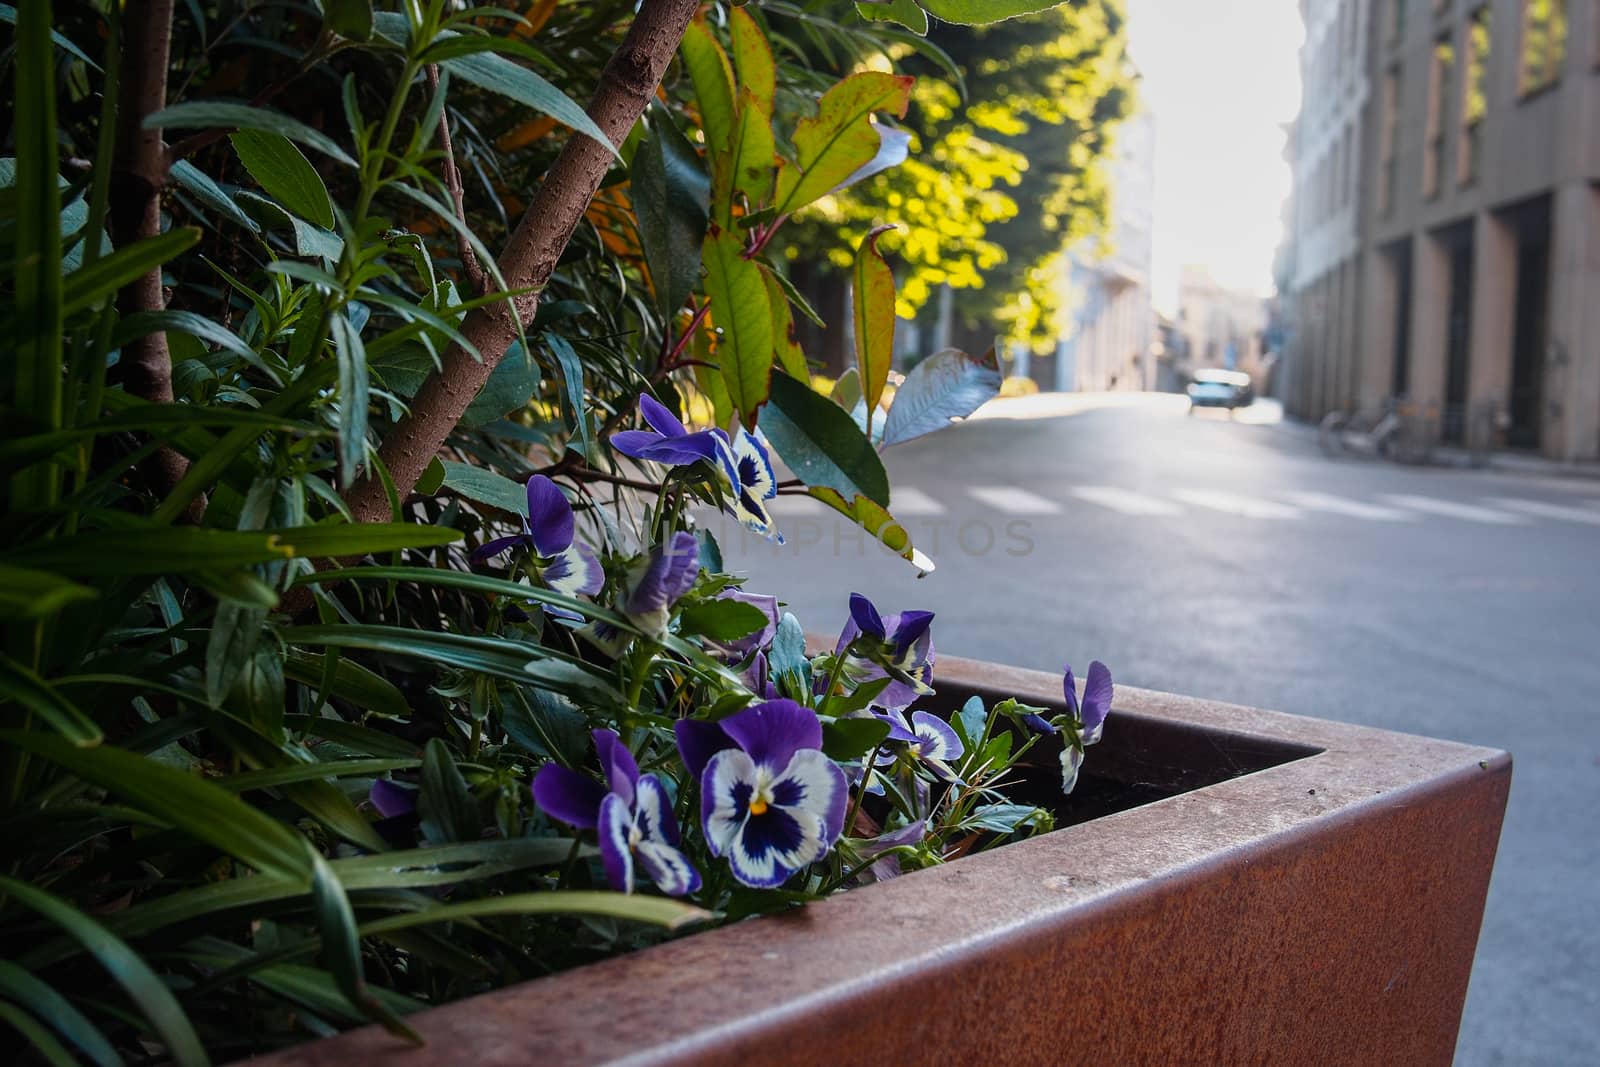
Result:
[784, 0, 1136, 358]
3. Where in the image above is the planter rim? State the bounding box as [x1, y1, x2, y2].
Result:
[244, 652, 1511, 1067]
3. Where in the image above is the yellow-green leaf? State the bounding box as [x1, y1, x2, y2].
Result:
[763, 268, 808, 380]
[808, 487, 934, 573]
[852, 224, 897, 431]
[716, 87, 775, 224]
[772, 71, 913, 221]
[702, 226, 773, 422]
[729, 6, 776, 112]
[681, 20, 736, 154]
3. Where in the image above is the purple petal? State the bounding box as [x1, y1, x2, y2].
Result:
[1021, 712, 1057, 736]
[720, 699, 823, 772]
[1062, 665, 1080, 720]
[618, 431, 726, 467]
[833, 615, 861, 657]
[864, 819, 926, 882]
[891, 611, 935, 659]
[470, 533, 527, 564]
[639, 394, 689, 437]
[625, 533, 701, 616]
[635, 839, 701, 896]
[369, 779, 416, 819]
[849, 593, 886, 640]
[524, 475, 574, 556]
[610, 428, 666, 460]
[911, 711, 964, 762]
[873, 708, 918, 745]
[675, 718, 734, 781]
[597, 792, 636, 893]
[544, 542, 604, 598]
[1081, 660, 1113, 742]
[593, 729, 639, 806]
[532, 764, 606, 829]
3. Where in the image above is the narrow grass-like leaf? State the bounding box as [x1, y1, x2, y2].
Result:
[291, 565, 636, 632]
[851, 224, 897, 432]
[150, 101, 356, 166]
[330, 309, 369, 485]
[61, 228, 200, 315]
[170, 159, 261, 232]
[283, 653, 411, 719]
[220, 757, 419, 793]
[0, 875, 210, 1067]
[0, 563, 96, 619]
[0, 960, 122, 1067]
[0, 655, 103, 746]
[0, 1001, 78, 1067]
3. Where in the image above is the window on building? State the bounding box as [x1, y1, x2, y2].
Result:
[1391, 0, 1409, 43]
[1519, 0, 1567, 95]
[1424, 35, 1454, 197]
[1459, 6, 1491, 183]
[1380, 65, 1402, 215]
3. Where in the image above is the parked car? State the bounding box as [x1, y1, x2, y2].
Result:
[1187, 368, 1253, 413]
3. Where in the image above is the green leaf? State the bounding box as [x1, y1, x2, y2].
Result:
[419, 739, 479, 845]
[545, 332, 590, 458]
[760, 373, 888, 506]
[148, 101, 356, 166]
[718, 87, 776, 224]
[772, 71, 913, 221]
[959, 803, 1048, 834]
[284, 653, 411, 719]
[0, 960, 121, 1067]
[294, 565, 636, 632]
[681, 19, 735, 154]
[0, 734, 312, 880]
[324, 0, 372, 39]
[882, 345, 1002, 445]
[915, 0, 1067, 25]
[330, 309, 368, 485]
[0, 876, 208, 1067]
[309, 851, 419, 1041]
[61, 227, 200, 315]
[703, 226, 772, 421]
[955, 694, 987, 749]
[808, 487, 933, 573]
[852, 225, 897, 431]
[222, 757, 419, 793]
[633, 106, 710, 320]
[821, 715, 892, 761]
[728, 6, 776, 112]
[361, 890, 709, 935]
[234, 190, 344, 260]
[438, 460, 527, 514]
[170, 159, 261, 232]
[230, 130, 335, 228]
[206, 602, 265, 708]
[677, 598, 768, 642]
[0, 563, 96, 619]
[461, 340, 539, 428]
[285, 714, 420, 759]
[0, 655, 102, 746]
[416, 455, 446, 495]
[855, 0, 929, 34]
[111, 308, 260, 365]
[0, 3, 101, 67]
[4, 523, 461, 576]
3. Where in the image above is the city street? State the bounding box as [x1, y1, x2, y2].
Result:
[708, 394, 1600, 1066]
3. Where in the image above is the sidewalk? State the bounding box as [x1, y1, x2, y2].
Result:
[1275, 412, 1600, 480]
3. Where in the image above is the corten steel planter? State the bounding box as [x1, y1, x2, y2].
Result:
[247, 654, 1510, 1067]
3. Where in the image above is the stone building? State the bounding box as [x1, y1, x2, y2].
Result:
[1176, 266, 1270, 387]
[1283, 0, 1600, 459]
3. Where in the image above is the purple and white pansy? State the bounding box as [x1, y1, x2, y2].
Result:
[533, 729, 700, 897]
[876, 708, 965, 783]
[675, 700, 848, 889]
[470, 475, 603, 609]
[835, 593, 936, 709]
[611, 394, 726, 467]
[623, 531, 701, 636]
[715, 426, 784, 544]
[1059, 661, 1113, 794]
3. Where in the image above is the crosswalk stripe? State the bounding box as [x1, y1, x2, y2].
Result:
[1172, 488, 1302, 520]
[968, 486, 1062, 515]
[1484, 497, 1600, 525]
[1070, 486, 1185, 517]
[889, 486, 947, 516]
[1282, 491, 1417, 522]
[1379, 494, 1529, 525]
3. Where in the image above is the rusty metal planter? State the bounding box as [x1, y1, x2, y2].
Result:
[248, 655, 1510, 1067]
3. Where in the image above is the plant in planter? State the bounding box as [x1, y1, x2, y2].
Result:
[1, 0, 1148, 1063]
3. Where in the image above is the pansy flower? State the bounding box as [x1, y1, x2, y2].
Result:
[876, 708, 965, 784]
[533, 729, 700, 896]
[1058, 661, 1113, 794]
[677, 700, 848, 889]
[860, 818, 927, 883]
[368, 779, 416, 818]
[833, 593, 936, 709]
[715, 426, 784, 544]
[611, 394, 726, 467]
[470, 476, 603, 610]
[623, 531, 701, 636]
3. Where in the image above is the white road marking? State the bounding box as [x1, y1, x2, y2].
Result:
[1379, 494, 1529, 525]
[1484, 497, 1600, 525]
[889, 486, 947, 516]
[968, 486, 1063, 515]
[1069, 486, 1185, 517]
[1282, 491, 1417, 522]
[1171, 488, 1302, 520]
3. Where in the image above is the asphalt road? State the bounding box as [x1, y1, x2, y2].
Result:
[706, 393, 1600, 1066]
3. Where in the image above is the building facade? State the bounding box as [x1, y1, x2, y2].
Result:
[1051, 110, 1158, 392]
[1175, 265, 1271, 386]
[1284, 0, 1600, 459]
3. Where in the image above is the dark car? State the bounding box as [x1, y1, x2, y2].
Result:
[1187, 368, 1253, 413]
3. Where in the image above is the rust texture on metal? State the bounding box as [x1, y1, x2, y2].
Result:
[245, 655, 1511, 1067]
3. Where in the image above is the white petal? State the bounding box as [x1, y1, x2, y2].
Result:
[635, 840, 701, 896]
[704, 749, 757, 858]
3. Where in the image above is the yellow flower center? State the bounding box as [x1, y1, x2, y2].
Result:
[748, 796, 769, 816]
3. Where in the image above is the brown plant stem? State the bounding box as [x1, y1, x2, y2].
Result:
[425, 64, 488, 297]
[342, 0, 702, 527]
[109, 0, 195, 508]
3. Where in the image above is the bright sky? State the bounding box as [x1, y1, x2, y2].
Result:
[1126, 0, 1305, 311]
